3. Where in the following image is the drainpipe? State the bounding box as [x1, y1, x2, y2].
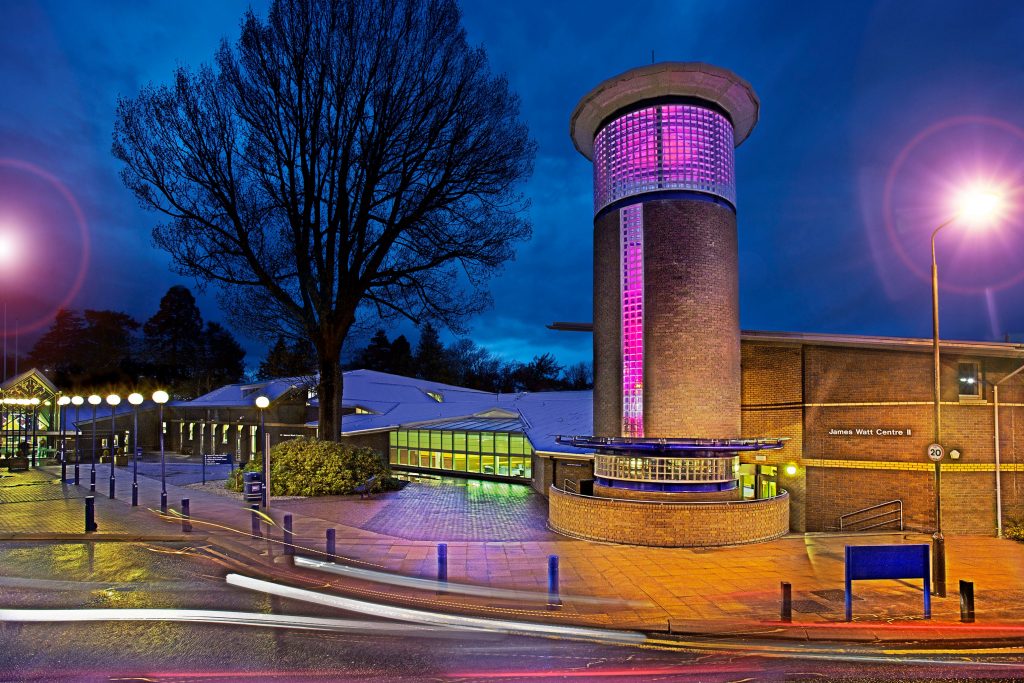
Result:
[993, 362, 1024, 538]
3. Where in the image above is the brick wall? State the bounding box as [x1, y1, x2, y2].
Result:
[593, 208, 622, 437]
[593, 482, 740, 501]
[549, 486, 789, 547]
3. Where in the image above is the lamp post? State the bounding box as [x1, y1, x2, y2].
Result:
[58, 396, 70, 482]
[106, 394, 120, 499]
[128, 393, 143, 507]
[87, 395, 101, 492]
[255, 396, 270, 508]
[71, 396, 83, 485]
[153, 390, 169, 512]
[929, 187, 1004, 599]
[29, 397, 39, 467]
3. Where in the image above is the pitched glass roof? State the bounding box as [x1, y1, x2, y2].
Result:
[406, 417, 524, 433]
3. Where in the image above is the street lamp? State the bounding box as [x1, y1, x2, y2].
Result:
[255, 395, 270, 507]
[71, 396, 83, 485]
[106, 394, 120, 499]
[153, 390, 169, 512]
[929, 185, 1005, 599]
[29, 397, 39, 467]
[87, 394, 101, 492]
[128, 392, 143, 507]
[57, 396, 70, 483]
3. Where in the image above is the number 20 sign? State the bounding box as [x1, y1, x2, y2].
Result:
[927, 443, 944, 462]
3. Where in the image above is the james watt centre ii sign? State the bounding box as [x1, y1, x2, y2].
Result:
[828, 427, 914, 437]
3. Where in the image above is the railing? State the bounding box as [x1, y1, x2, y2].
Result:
[552, 483, 789, 507]
[594, 453, 738, 484]
[563, 479, 579, 494]
[839, 500, 903, 532]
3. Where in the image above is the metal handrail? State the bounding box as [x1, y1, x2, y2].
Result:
[839, 499, 903, 531]
[563, 479, 579, 494]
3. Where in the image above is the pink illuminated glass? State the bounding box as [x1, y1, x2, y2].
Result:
[620, 204, 644, 438]
[593, 104, 735, 213]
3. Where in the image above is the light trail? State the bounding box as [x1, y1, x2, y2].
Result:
[293, 555, 651, 607]
[225, 573, 648, 645]
[0, 607, 460, 637]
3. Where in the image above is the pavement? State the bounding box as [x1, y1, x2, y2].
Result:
[4, 460, 1024, 645]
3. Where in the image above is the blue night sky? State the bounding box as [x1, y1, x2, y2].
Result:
[2, 0, 1023, 369]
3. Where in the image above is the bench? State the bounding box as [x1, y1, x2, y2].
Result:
[354, 475, 379, 499]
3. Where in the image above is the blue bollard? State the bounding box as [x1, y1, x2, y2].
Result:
[131, 481, 138, 507]
[283, 514, 294, 555]
[326, 528, 336, 562]
[437, 543, 448, 593]
[84, 496, 97, 533]
[90, 468, 96, 492]
[548, 555, 561, 609]
[250, 504, 262, 538]
[181, 498, 191, 532]
[61, 459, 67, 484]
[108, 473, 115, 500]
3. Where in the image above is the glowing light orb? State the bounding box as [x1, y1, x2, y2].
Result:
[0, 232, 18, 267]
[955, 186, 1004, 224]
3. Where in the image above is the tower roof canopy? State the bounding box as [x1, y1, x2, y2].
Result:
[570, 62, 760, 159]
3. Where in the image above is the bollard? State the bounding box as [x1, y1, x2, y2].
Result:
[108, 474, 115, 500]
[90, 468, 96, 492]
[61, 459, 67, 484]
[960, 580, 975, 623]
[84, 496, 97, 532]
[548, 555, 561, 609]
[160, 490, 168, 514]
[437, 543, 448, 593]
[74, 462, 80, 486]
[283, 514, 294, 556]
[326, 528, 337, 562]
[132, 481, 138, 507]
[181, 498, 192, 532]
[251, 504, 262, 538]
[780, 581, 793, 622]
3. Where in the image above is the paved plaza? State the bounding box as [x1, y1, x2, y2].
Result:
[5, 463, 1024, 639]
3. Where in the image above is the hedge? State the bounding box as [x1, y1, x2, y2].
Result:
[226, 437, 393, 496]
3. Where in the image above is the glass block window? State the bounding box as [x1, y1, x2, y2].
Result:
[593, 104, 735, 213]
[620, 204, 644, 438]
[959, 362, 981, 397]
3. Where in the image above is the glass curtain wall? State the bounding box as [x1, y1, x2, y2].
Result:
[389, 429, 532, 479]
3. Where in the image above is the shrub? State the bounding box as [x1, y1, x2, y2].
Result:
[223, 437, 392, 496]
[1005, 520, 1024, 542]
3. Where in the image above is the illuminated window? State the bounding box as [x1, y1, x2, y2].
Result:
[593, 104, 735, 213]
[354, 406, 372, 414]
[959, 362, 981, 397]
[620, 204, 644, 437]
[426, 391, 443, 403]
[387, 428, 531, 479]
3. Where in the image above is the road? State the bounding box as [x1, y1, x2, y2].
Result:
[2, 542, 1024, 682]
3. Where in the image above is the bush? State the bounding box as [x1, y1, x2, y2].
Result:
[224, 437, 392, 496]
[1005, 520, 1024, 542]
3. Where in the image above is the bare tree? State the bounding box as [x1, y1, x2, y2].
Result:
[113, 0, 534, 439]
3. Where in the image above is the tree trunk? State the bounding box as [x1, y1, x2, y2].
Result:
[317, 344, 344, 442]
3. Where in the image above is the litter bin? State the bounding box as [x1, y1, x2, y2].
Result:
[243, 471, 264, 503]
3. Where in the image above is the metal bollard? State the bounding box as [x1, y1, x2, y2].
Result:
[780, 581, 793, 622]
[326, 528, 337, 562]
[250, 504, 262, 538]
[437, 543, 448, 592]
[131, 481, 138, 507]
[61, 459, 67, 484]
[160, 490, 168, 514]
[108, 473, 115, 500]
[960, 580, 975, 623]
[74, 462, 80, 486]
[548, 555, 561, 609]
[84, 496, 97, 532]
[181, 498, 192, 532]
[283, 514, 294, 556]
[90, 468, 96, 492]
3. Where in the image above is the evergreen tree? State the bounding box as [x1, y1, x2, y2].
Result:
[79, 310, 141, 387]
[27, 309, 86, 385]
[388, 335, 415, 377]
[358, 329, 393, 372]
[143, 286, 203, 394]
[414, 322, 454, 383]
[197, 322, 246, 395]
[258, 335, 317, 379]
[515, 353, 563, 391]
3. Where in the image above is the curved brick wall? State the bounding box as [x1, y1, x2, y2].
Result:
[593, 482, 740, 502]
[549, 486, 789, 547]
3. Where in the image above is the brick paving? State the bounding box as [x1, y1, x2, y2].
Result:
[7, 465, 1024, 635]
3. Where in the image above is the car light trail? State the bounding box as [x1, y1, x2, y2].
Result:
[225, 573, 647, 645]
[293, 555, 651, 607]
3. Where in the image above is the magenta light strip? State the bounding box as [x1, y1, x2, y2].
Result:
[620, 204, 644, 438]
[593, 104, 735, 214]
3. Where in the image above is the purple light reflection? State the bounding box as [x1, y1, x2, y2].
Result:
[620, 204, 644, 437]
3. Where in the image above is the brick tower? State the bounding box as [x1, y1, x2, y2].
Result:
[558, 62, 784, 502]
[570, 62, 759, 440]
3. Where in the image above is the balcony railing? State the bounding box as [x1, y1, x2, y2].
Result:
[594, 454, 739, 484]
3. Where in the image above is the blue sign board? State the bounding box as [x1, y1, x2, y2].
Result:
[845, 544, 930, 621]
[204, 453, 232, 466]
